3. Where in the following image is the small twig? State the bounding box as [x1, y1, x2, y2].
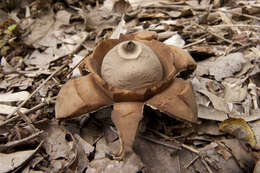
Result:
[215, 9, 260, 21]
[213, 24, 260, 29]
[0, 115, 19, 127]
[147, 128, 170, 139]
[25, 102, 51, 114]
[193, 22, 235, 45]
[0, 98, 55, 127]
[0, 130, 44, 150]
[7, 63, 68, 119]
[139, 135, 182, 150]
[177, 154, 181, 173]
[147, 129, 200, 154]
[22, 118, 49, 127]
[201, 158, 214, 173]
[183, 38, 206, 49]
[92, 134, 104, 146]
[17, 110, 37, 132]
[181, 143, 200, 155]
[64, 53, 90, 77]
[230, 43, 254, 53]
[184, 155, 200, 169]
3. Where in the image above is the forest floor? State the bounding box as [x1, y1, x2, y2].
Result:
[1, 0, 260, 172]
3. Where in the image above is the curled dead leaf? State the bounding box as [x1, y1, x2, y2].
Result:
[219, 118, 257, 147]
[55, 31, 198, 159]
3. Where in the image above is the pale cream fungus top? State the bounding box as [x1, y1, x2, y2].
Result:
[101, 40, 163, 90]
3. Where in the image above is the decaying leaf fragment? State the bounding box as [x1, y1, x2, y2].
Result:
[254, 160, 260, 173]
[219, 118, 257, 146]
[55, 31, 198, 159]
[0, 142, 42, 173]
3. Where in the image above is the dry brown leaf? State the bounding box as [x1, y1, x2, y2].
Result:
[24, 11, 55, 46]
[0, 104, 28, 115]
[42, 122, 76, 172]
[0, 91, 30, 102]
[0, 142, 41, 173]
[110, 18, 127, 39]
[69, 54, 85, 78]
[198, 105, 228, 121]
[224, 83, 247, 103]
[88, 153, 143, 173]
[209, 53, 246, 81]
[25, 32, 88, 68]
[185, 0, 211, 10]
[218, 11, 241, 34]
[198, 141, 245, 173]
[195, 53, 246, 81]
[128, 0, 176, 9]
[198, 121, 224, 136]
[1, 57, 16, 74]
[157, 31, 177, 41]
[221, 139, 255, 172]
[84, 8, 121, 32]
[135, 137, 180, 173]
[199, 89, 230, 113]
[0, 75, 33, 90]
[73, 134, 94, 172]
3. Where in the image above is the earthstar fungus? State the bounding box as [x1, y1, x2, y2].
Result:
[55, 31, 198, 159]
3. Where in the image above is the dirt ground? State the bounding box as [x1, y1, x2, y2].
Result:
[1, 0, 260, 172]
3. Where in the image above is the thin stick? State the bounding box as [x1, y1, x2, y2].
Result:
[216, 9, 260, 21]
[25, 102, 50, 114]
[0, 115, 19, 127]
[147, 128, 170, 139]
[181, 143, 200, 155]
[92, 134, 104, 146]
[0, 130, 43, 150]
[17, 110, 37, 132]
[7, 64, 67, 119]
[201, 158, 214, 173]
[0, 99, 53, 127]
[193, 23, 235, 45]
[213, 24, 260, 29]
[64, 54, 90, 77]
[140, 135, 182, 150]
[184, 155, 200, 168]
[230, 43, 254, 53]
[183, 38, 206, 49]
[176, 154, 181, 173]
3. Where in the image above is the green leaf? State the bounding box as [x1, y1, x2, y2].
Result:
[4, 24, 17, 34]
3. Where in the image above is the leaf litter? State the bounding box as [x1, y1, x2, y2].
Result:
[1, 0, 260, 172]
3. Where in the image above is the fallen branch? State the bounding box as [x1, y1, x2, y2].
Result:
[193, 22, 235, 45]
[0, 130, 44, 150]
[139, 135, 182, 150]
[215, 9, 260, 22]
[0, 98, 55, 127]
